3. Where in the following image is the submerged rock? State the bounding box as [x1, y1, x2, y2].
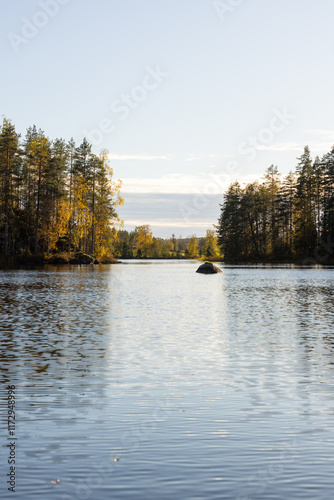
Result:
[196, 261, 222, 274]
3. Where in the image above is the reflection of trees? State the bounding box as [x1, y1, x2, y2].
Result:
[0, 267, 114, 391]
[219, 268, 334, 412]
[295, 278, 334, 359]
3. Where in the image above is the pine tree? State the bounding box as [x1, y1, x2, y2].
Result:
[278, 172, 296, 257]
[294, 146, 317, 256]
[322, 146, 334, 244]
[27, 134, 51, 253]
[264, 165, 280, 256]
[0, 119, 19, 255]
[217, 181, 243, 259]
[66, 138, 76, 252]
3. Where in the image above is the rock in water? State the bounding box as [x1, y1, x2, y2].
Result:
[196, 262, 222, 274]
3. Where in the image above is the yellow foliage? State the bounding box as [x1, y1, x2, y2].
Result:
[135, 225, 153, 257]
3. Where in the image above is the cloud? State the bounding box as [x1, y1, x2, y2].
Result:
[108, 153, 173, 161]
[121, 173, 226, 194]
[256, 141, 333, 153]
[306, 141, 333, 152]
[117, 192, 221, 237]
[304, 129, 334, 139]
[185, 153, 233, 162]
[254, 130, 332, 153]
[255, 142, 303, 152]
[185, 154, 202, 162]
[124, 219, 213, 228]
[121, 172, 259, 194]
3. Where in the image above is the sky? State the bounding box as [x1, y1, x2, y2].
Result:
[1, 0, 334, 237]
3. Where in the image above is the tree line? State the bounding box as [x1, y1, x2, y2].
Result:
[0, 118, 123, 261]
[217, 145, 334, 262]
[115, 226, 220, 259]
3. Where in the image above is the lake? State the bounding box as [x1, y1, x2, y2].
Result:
[1, 260, 334, 499]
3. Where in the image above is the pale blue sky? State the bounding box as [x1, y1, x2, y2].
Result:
[1, 0, 334, 236]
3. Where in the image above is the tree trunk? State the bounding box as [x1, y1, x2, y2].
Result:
[34, 162, 42, 254]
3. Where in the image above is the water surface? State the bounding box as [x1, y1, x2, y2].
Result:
[1, 261, 334, 499]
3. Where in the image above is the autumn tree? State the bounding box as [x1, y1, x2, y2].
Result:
[92, 151, 123, 259]
[0, 119, 123, 259]
[134, 225, 154, 257]
[202, 229, 220, 258]
[66, 138, 76, 252]
[187, 235, 198, 258]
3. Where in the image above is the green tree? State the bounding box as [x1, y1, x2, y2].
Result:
[322, 147, 334, 244]
[277, 172, 296, 258]
[264, 165, 280, 256]
[27, 134, 51, 253]
[294, 146, 317, 256]
[217, 181, 244, 259]
[0, 119, 19, 255]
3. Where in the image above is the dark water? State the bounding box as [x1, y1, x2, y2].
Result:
[1, 261, 334, 500]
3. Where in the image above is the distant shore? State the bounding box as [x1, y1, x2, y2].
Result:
[1, 253, 333, 269]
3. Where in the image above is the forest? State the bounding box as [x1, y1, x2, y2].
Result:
[217, 145, 334, 262]
[0, 117, 219, 263]
[0, 118, 123, 262]
[114, 227, 219, 259]
[1, 117, 333, 265]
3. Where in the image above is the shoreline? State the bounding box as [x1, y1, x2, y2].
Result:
[0, 252, 119, 269]
[1, 254, 333, 269]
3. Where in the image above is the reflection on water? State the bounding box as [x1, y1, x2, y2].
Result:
[1, 262, 334, 499]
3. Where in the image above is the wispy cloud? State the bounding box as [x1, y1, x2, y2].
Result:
[304, 129, 334, 139]
[184, 153, 232, 162]
[118, 192, 219, 236]
[256, 140, 333, 153]
[256, 142, 303, 152]
[121, 172, 258, 194]
[121, 173, 224, 194]
[256, 130, 332, 153]
[109, 153, 173, 161]
[185, 154, 202, 162]
[123, 219, 213, 228]
[307, 141, 333, 152]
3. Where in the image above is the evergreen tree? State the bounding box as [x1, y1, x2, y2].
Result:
[264, 165, 280, 256]
[0, 119, 123, 260]
[217, 181, 243, 259]
[0, 119, 19, 255]
[294, 146, 317, 256]
[322, 146, 334, 243]
[217, 145, 334, 261]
